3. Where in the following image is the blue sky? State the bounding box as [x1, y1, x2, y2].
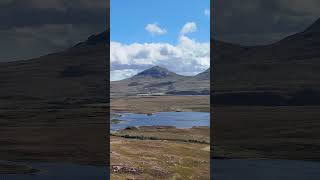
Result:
[110, 0, 210, 81]
[111, 0, 210, 44]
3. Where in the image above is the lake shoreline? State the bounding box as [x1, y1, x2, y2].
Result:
[110, 96, 211, 179]
[0, 162, 40, 175]
[212, 158, 320, 180]
[111, 95, 210, 114]
[0, 160, 108, 178]
[111, 111, 210, 132]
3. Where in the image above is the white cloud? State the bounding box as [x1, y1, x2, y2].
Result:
[0, 0, 13, 5]
[27, 0, 67, 11]
[111, 36, 209, 81]
[17, 0, 106, 11]
[204, 9, 210, 17]
[180, 22, 197, 35]
[110, 22, 210, 81]
[110, 69, 141, 81]
[145, 23, 167, 36]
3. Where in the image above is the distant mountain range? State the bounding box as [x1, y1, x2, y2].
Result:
[110, 66, 210, 96]
[213, 17, 320, 105]
[0, 30, 109, 107]
[2, 17, 320, 104]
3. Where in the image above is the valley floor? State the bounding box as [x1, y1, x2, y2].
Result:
[110, 95, 211, 179]
[212, 106, 320, 161]
[110, 127, 210, 180]
[0, 103, 108, 173]
[111, 95, 210, 114]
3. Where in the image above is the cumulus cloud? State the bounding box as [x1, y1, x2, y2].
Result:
[0, 24, 98, 61]
[0, 0, 106, 61]
[110, 69, 141, 81]
[0, 0, 13, 5]
[3, 0, 107, 11]
[204, 9, 210, 17]
[180, 22, 197, 35]
[213, 0, 320, 45]
[110, 30, 210, 81]
[145, 23, 167, 35]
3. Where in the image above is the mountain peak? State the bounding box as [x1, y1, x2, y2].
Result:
[194, 68, 210, 80]
[86, 30, 109, 45]
[74, 30, 109, 47]
[303, 18, 320, 34]
[134, 66, 178, 78]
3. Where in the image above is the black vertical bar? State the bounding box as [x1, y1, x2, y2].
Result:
[106, 0, 111, 179]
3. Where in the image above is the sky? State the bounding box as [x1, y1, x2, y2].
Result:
[110, 0, 211, 81]
[1, 0, 320, 69]
[213, 0, 320, 45]
[0, 0, 107, 62]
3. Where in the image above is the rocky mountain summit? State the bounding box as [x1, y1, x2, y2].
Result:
[110, 66, 210, 97]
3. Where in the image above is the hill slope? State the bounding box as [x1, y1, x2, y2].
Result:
[111, 66, 210, 96]
[213, 17, 320, 105]
[0, 30, 109, 108]
[0, 30, 109, 165]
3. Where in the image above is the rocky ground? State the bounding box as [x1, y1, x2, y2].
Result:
[110, 127, 210, 180]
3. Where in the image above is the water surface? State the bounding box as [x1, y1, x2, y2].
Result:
[0, 161, 108, 180]
[212, 159, 320, 180]
[111, 111, 210, 131]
